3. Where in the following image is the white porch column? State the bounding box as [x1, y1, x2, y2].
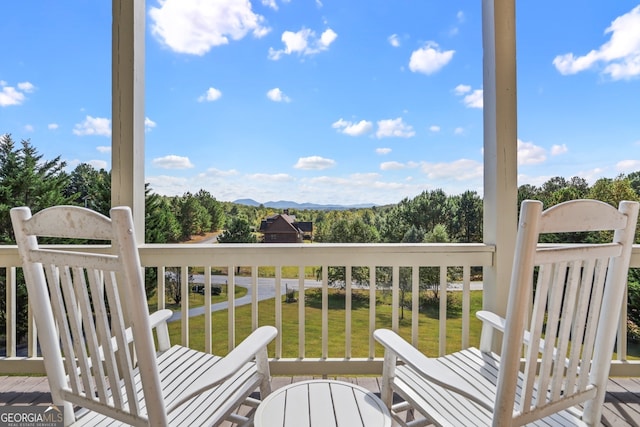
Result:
[482, 0, 518, 321]
[112, 0, 145, 242]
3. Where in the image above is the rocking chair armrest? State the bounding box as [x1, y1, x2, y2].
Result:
[476, 310, 506, 333]
[477, 311, 554, 357]
[374, 328, 493, 412]
[148, 309, 173, 329]
[167, 325, 278, 413]
[148, 309, 173, 351]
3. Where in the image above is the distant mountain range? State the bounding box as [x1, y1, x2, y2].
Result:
[233, 198, 377, 210]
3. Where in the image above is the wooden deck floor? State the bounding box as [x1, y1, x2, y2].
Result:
[1, 375, 639, 426]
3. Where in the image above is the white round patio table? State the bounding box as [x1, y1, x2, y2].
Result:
[254, 379, 392, 427]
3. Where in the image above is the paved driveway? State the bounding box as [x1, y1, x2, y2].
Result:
[168, 275, 321, 321]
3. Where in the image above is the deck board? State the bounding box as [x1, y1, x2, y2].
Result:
[1, 375, 638, 426]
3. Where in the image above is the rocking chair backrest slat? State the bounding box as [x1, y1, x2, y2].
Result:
[83, 268, 119, 406]
[10, 205, 165, 426]
[495, 199, 639, 426]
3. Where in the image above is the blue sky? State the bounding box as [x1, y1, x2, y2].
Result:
[1, 1, 639, 205]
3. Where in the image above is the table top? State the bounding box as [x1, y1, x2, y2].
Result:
[254, 379, 392, 427]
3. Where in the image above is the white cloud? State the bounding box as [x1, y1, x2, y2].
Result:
[96, 146, 111, 153]
[65, 159, 81, 169]
[447, 12, 466, 37]
[553, 5, 640, 80]
[550, 144, 568, 155]
[73, 116, 111, 137]
[266, 87, 291, 102]
[454, 127, 464, 135]
[576, 168, 607, 184]
[198, 87, 222, 102]
[202, 167, 239, 177]
[149, 0, 270, 56]
[429, 125, 441, 132]
[517, 139, 546, 165]
[463, 89, 483, 109]
[380, 161, 406, 171]
[152, 155, 195, 169]
[376, 118, 415, 138]
[422, 159, 483, 181]
[388, 34, 400, 47]
[146, 175, 190, 195]
[332, 118, 373, 136]
[88, 160, 108, 170]
[17, 82, 34, 92]
[409, 42, 454, 75]
[454, 85, 483, 108]
[454, 84, 470, 95]
[0, 81, 35, 107]
[294, 155, 336, 170]
[350, 172, 381, 181]
[48, 123, 59, 130]
[24, 124, 34, 132]
[261, 0, 278, 10]
[617, 159, 640, 172]
[145, 117, 157, 131]
[376, 148, 392, 155]
[247, 173, 292, 182]
[268, 27, 337, 60]
[319, 28, 338, 48]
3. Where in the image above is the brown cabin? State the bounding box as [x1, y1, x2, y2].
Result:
[259, 211, 313, 243]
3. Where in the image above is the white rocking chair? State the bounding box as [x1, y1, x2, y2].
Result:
[374, 199, 639, 426]
[11, 205, 277, 426]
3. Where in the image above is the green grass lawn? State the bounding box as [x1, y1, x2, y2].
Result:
[166, 289, 485, 358]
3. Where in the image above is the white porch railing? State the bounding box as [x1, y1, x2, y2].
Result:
[1, 243, 639, 376]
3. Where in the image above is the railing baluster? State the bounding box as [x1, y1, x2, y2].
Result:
[7, 267, 16, 358]
[345, 266, 352, 359]
[439, 265, 447, 357]
[252, 266, 259, 331]
[411, 266, 419, 347]
[322, 265, 328, 359]
[228, 266, 235, 351]
[298, 266, 305, 359]
[462, 265, 471, 349]
[157, 266, 165, 310]
[181, 266, 189, 348]
[392, 266, 399, 332]
[204, 266, 212, 354]
[275, 267, 282, 358]
[369, 266, 376, 359]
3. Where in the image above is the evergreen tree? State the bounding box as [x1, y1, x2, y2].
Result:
[456, 190, 482, 242]
[145, 191, 181, 243]
[217, 216, 257, 243]
[66, 163, 111, 215]
[0, 135, 75, 344]
[0, 135, 74, 241]
[178, 192, 212, 239]
[194, 189, 225, 231]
